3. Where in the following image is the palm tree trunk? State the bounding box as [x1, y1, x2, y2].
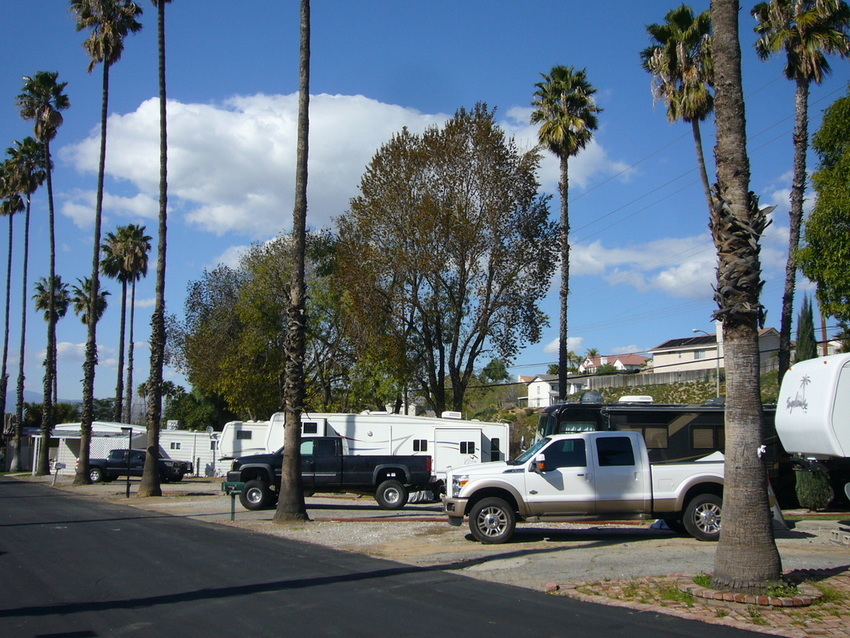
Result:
[1, 214, 14, 423]
[76, 61, 110, 485]
[113, 280, 127, 422]
[38, 140, 56, 476]
[123, 279, 136, 423]
[274, 0, 311, 523]
[710, 0, 782, 593]
[778, 78, 809, 384]
[140, 0, 168, 497]
[12, 197, 31, 472]
[558, 155, 569, 402]
[691, 119, 713, 213]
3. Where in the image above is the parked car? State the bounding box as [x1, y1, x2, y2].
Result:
[84, 449, 192, 483]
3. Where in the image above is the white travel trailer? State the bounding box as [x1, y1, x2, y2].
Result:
[776, 352, 850, 459]
[218, 420, 271, 459]
[219, 411, 510, 487]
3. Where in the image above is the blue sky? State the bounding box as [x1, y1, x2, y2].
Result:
[1, 1, 848, 413]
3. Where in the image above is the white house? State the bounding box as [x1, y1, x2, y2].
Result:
[649, 327, 780, 374]
[518, 374, 585, 408]
[578, 354, 649, 375]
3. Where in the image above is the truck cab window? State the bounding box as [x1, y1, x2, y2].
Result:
[595, 437, 635, 467]
[313, 439, 336, 457]
[544, 439, 586, 468]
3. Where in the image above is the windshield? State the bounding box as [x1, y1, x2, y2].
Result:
[508, 437, 551, 465]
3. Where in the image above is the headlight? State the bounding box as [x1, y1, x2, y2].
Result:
[451, 474, 469, 498]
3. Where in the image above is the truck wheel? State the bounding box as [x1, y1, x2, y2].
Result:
[375, 479, 408, 510]
[469, 497, 515, 544]
[89, 467, 104, 483]
[172, 472, 184, 482]
[683, 494, 722, 541]
[240, 479, 274, 510]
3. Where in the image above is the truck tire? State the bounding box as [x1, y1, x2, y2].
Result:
[240, 479, 274, 510]
[682, 494, 722, 541]
[375, 479, 408, 510]
[89, 466, 104, 483]
[469, 497, 516, 544]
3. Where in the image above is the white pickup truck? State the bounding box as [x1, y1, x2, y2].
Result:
[443, 431, 725, 543]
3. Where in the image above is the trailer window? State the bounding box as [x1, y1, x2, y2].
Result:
[692, 426, 724, 449]
[236, 431, 252, 440]
[413, 439, 427, 452]
[303, 421, 318, 434]
[490, 438, 500, 461]
[170, 442, 182, 450]
[596, 437, 635, 467]
[619, 426, 668, 449]
[460, 441, 475, 454]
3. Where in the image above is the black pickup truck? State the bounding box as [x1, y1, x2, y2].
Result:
[85, 449, 193, 483]
[226, 436, 434, 511]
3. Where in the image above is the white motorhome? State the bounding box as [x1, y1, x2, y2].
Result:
[219, 411, 510, 487]
[776, 352, 850, 458]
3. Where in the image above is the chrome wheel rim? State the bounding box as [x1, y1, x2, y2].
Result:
[476, 506, 508, 537]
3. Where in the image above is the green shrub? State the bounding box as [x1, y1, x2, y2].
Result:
[795, 469, 833, 511]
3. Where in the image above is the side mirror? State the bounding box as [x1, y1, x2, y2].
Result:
[531, 453, 547, 474]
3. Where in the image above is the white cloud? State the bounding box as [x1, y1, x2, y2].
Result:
[62, 94, 447, 239]
[56, 342, 116, 369]
[210, 244, 251, 270]
[502, 106, 632, 193]
[571, 234, 718, 301]
[543, 336, 585, 354]
[60, 92, 631, 246]
[61, 189, 159, 229]
[134, 297, 157, 309]
[610, 344, 644, 355]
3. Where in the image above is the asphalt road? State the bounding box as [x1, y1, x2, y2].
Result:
[0, 477, 769, 637]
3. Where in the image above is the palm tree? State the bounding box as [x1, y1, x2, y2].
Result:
[16, 71, 69, 476]
[101, 224, 150, 423]
[100, 230, 129, 421]
[752, 0, 850, 384]
[33, 277, 71, 323]
[274, 0, 311, 523]
[710, 0, 782, 593]
[119, 225, 150, 423]
[0, 165, 24, 427]
[531, 66, 601, 405]
[71, 0, 143, 485]
[140, 0, 171, 497]
[70, 277, 110, 325]
[4, 138, 46, 471]
[32, 275, 70, 410]
[641, 4, 714, 209]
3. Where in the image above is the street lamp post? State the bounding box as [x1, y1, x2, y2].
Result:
[120, 427, 132, 498]
[693, 328, 721, 397]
